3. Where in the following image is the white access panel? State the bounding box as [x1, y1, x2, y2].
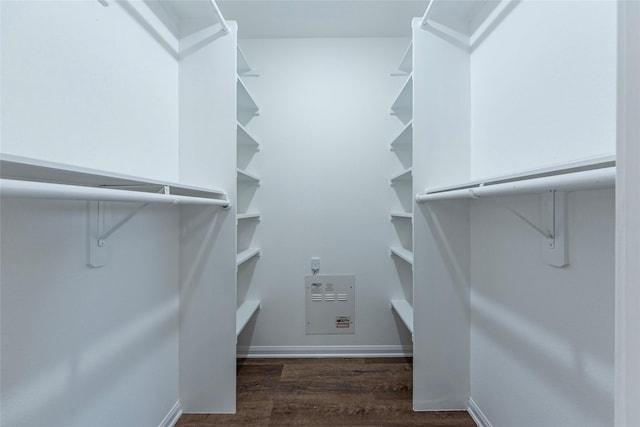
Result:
[305, 274, 355, 334]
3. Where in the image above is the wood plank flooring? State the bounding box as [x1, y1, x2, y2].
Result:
[176, 358, 477, 427]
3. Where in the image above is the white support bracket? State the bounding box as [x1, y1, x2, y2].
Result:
[497, 190, 568, 267]
[87, 197, 154, 268]
[88, 201, 109, 268]
[542, 190, 568, 268]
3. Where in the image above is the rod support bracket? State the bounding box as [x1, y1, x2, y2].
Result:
[542, 190, 568, 267]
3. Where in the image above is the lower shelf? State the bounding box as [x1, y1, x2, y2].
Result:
[237, 247, 260, 267]
[390, 246, 413, 265]
[237, 299, 261, 337]
[390, 299, 413, 336]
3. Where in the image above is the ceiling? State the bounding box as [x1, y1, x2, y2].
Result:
[150, 1, 499, 40]
[216, 1, 428, 39]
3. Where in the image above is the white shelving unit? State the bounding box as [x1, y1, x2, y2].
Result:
[411, 0, 618, 416]
[236, 46, 261, 341]
[0, 154, 229, 204]
[389, 43, 414, 339]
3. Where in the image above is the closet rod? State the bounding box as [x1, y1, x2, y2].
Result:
[416, 167, 616, 202]
[0, 179, 230, 207]
[211, 0, 230, 35]
[419, 0, 435, 28]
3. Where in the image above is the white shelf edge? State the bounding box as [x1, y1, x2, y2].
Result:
[390, 120, 413, 150]
[390, 167, 413, 184]
[391, 212, 413, 220]
[0, 154, 228, 201]
[390, 73, 413, 113]
[390, 299, 413, 335]
[237, 247, 260, 267]
[426, 154, 616, 194]
[237, 168, 261, 184]
[418, 167, 616, 202]
[236, 300, 261, 337]
[237, 212, 261, 221]
[237, 123, 260, 151]
[390, 246, 413, 265]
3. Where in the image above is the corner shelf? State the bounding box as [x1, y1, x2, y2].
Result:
[391, 74, 413, 116]
[391, 212, 413, 220]
[397, 42, 413, 75]
[0, 154, 229, 205]
[237, 77, 259, 118]
[237, 212, 261, 221]
[390, 120, 413, 151]
[237, 123, 260, 151]
[236, 299, 261, 337]
[237, 168, 261, 185]
[390, 299, 414, 335]
[390, 167, 413, 184]
[390, 246, 414, 265]
[237, 247, 260, 267]
[237, 46, 259, 77]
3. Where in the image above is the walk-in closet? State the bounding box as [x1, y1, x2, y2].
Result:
[1, 1, 638, 427]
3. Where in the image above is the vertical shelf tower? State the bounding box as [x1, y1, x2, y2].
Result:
[235, 46, 262, 340]
[389, 42, 414, 338]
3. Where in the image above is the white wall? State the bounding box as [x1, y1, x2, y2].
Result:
[0, 0, 179, 182]
[1, 2, 182, 426]
[1, 200, 180, 427]
[470, 0, 617, 179]
[470, 190, 615, 427]
[235, 37, 413, 356]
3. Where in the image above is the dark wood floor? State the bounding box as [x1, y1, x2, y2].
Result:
[176, 357, 477, 427]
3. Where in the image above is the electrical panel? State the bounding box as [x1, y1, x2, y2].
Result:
[305, 274, 355, 335]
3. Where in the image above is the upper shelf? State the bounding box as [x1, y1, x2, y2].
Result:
[0, 154, 229, 204]
[145, 0, 228, 41]
[391, 74, 413, 116]
[418, 155, 616, 202]
[421, 0, 516, 50]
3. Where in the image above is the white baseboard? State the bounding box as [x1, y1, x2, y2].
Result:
[159, 400, 183, 427]
[237, 345, 413, 358]
[468, 397, 492, 427]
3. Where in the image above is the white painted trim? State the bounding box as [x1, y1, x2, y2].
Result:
[468, 398, 493, 427]
[237, 345, 413, 358]
[158, 400, 183, 427]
